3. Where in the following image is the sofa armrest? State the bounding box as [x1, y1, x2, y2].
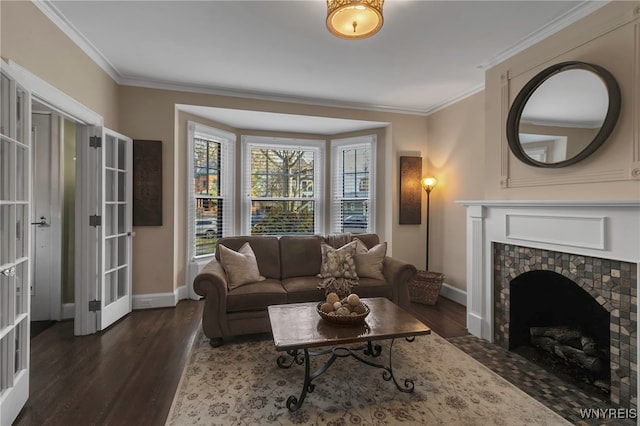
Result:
[194, 258, 228, 297]
[193, 258, 229, 340]
[382, 256, 417, 309]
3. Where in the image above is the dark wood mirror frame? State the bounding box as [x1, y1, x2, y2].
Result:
[506, 61, 621, 168]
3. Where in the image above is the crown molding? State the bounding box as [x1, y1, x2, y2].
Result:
[478, 0, 611, 70]
[119, 75, 431, 116]
[423, 83, 486, 116]
[32, 0, 122, 83]
[34, 0, 609, 117]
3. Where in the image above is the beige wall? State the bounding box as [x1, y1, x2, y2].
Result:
[426, 1, 640, 296]
[0, 2, 119, 128]
[2, 1, 430, 297]
[119, 86, 429, 294]
[485, 1, 640, 200]
[9, 0, 636, 300]
[426, 91, 485, 291]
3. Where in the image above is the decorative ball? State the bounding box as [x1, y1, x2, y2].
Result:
[347, 294, 360, 306]
[353, 303, 367, 314]
[326, 293, 340, 305]
[336, 306, 351, 316]
[333, 301, 342, 311]
[320, 302, 334, 313]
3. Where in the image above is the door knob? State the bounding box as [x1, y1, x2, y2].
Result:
[1, 267, 15, 277]
[31, 216, 48, 226]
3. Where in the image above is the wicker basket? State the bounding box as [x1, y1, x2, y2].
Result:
[408, 271, 444, 305]
[316, 302, 370, 326]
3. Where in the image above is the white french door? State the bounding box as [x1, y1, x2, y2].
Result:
[76, 127, 133, 333]
[98, 129, 133, 329]
[0, 66, 31, 425]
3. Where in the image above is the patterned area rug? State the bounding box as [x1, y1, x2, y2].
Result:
[166, 330, 570, 425]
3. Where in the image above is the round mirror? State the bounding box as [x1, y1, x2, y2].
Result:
[506, 61, 621, 168]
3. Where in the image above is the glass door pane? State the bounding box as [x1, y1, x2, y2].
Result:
[16, 88, 25, 143]
[0, 74, 9, 136]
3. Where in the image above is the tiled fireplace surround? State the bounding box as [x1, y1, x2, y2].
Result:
[458, 201, 640, 409]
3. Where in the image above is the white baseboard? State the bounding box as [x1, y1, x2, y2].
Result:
[62, 303, 75, 320]
[440, 282, 466, 306]
[175, 285, 189, 302]
[132, 285, 191, 310]
[63, 291, 190, 315]
[132, 292, 178, 310]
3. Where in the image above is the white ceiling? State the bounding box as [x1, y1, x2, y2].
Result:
[41, 0, 606, 133]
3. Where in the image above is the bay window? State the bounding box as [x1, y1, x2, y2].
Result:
[242, 136, 324, 235]
[188, 122, 234, 258]
[330, 135, 376, 234]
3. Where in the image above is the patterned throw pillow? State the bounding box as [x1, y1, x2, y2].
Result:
[317, 241, 359, 297]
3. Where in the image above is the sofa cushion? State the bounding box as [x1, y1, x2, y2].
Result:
[216, 236, 281, 279]
[281, 276, 326, 304]
[218, 242, 265, 289]
[280, 235, 323, 279]
[351, 277, 393, 300]
[354, 238, 387, 280]
[226, 279, 287, 312]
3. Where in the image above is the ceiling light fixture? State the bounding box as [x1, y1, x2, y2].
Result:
[326, 0, 384, 40]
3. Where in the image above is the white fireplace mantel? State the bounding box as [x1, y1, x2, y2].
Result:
[455, 200, 640, 341]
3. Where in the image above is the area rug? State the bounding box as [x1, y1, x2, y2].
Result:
[166, 330, 570, 425]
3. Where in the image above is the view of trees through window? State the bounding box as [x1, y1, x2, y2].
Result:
[194, 137, 223, 255]
[250, 147, 315, 235]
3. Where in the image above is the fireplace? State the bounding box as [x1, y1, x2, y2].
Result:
[493, 244, 638, 402]
[458, 200, 639, 408]
[508, 270, 610, 353]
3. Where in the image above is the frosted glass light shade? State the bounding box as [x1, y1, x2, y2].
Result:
[326, 0, 384, 40]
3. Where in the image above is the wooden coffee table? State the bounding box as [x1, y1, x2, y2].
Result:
[267, 297, 431, 411]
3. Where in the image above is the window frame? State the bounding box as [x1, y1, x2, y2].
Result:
[187, 121, 235, 260]
[330, 135, 377, 235]
[241, 135, 325, 236]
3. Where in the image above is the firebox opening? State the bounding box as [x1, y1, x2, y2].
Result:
[509, 270, 610, 399]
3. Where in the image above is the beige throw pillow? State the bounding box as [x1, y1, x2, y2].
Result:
[354, 238, 387, 280]
[218, 242, 266, 290]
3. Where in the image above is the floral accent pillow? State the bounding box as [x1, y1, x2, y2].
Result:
[317, 241, 359, 297]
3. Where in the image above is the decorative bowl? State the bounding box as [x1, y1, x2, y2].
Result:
[316, 302, 370, 326]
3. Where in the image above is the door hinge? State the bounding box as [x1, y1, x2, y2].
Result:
[90, 136, 102, 148]
[89, 300, 101, 312]
[89, 215, 102, 227]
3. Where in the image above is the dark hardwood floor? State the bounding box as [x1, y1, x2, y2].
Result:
[406, 296, 468, 338]
[14, 296, 466, 426]
[14, 300, 204, 426]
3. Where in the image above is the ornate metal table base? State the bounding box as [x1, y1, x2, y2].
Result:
[276, 337, 416, 412]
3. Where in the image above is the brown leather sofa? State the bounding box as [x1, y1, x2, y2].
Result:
[193, 233, 417, 347]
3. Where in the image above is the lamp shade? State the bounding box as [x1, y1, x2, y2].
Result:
[326, 0, 384, 39]
[421, 177, 437, 193]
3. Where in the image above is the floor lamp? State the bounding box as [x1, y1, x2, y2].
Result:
[421, 177, 437, 271]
